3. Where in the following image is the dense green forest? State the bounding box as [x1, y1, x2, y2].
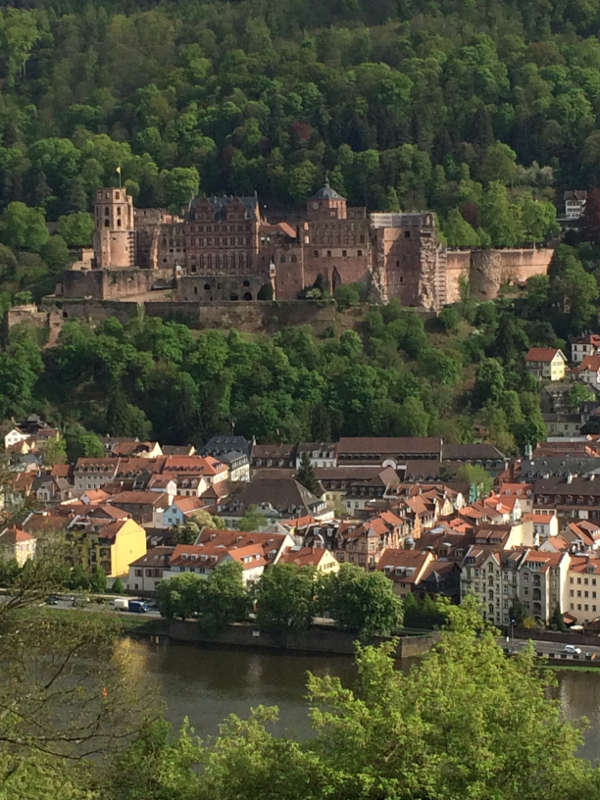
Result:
[0, 0, 596, 248]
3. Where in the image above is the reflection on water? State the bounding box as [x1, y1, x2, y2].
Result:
[125, 638, 600, 759]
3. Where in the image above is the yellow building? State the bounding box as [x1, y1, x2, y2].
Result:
[90, 518, 146, 579]
[525, 347, 567, 382]
[566, 555, 600, 625]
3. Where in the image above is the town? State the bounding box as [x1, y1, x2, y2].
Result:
[6, 325, 600, 638]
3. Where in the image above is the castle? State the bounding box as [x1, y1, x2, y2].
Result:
[59, 184, 553, 310]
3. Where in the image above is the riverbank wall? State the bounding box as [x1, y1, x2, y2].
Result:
[165, 620, 440, 657]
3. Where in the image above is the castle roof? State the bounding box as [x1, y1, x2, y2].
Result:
[311, 181, 345, 201]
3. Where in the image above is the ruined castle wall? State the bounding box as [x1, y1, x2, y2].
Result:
[469, 248, 553, 300]
[446, 250, 471, 303]
[446, 248, 553, 303]
[176, 274, 265, 302]
[62, 268, 173, 300]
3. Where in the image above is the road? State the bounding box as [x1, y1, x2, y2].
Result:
[502, 636, 600, 659]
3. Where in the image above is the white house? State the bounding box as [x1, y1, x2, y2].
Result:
[571, 334, 600, 364]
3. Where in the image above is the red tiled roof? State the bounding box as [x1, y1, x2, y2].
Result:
[278, 546, 331, 568]
[577, 355, 600, 372]
[525, 347, 563, 362]
[0, 526, 34, 544]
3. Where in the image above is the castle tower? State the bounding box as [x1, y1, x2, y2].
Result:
[307, 180, 347, 220]
[93, 187, 135, 268]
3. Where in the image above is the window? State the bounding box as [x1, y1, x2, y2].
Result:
[357, 249, 363, 256]
[404, 230, 411, 238]
[342, 250, 347, 256]
[327, 250, 332, 257]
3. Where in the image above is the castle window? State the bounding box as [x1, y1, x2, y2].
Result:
[105, 208, 109, 216]
[191, 265, 197, 273]
[405, 230, 411, 238]
[243, 292, 252, 300]
[204, 284, 210, 290]
[115, 192, 120, 199]
[342, 250, 347, 256]
[105, 220, 109, 227]
[280, 255, 286, 263]
[230, 294, 239, 301]
[327, 250, 331, 257]
[313, 250, 319, 257]
[243, 280, 250, 287]
[396, 260, 400, 266]
[193, 287, 198, 295]
[291, 255, 297, 263]
[357, 250, 363, 256]
[117, 219, 121, 227]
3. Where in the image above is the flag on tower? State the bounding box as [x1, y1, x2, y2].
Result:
[116, 165, 122, 187]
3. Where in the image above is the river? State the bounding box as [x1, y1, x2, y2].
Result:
[120, 637, 600, 761]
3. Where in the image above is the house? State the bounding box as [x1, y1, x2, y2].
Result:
[203, 435, 251, 459]
[216, 451, 249, 482]
[219, 477, 331, 528]
[251, 443, 297, 469]
[441, 443, 506, 473]
[525, 347, 567, 382]
[160, 455, 229, 486]
[73, 458, 118, 492]
[295, 443, 337, 469]
[460, 546, 570, 627]
[571, 334, 600, 364]
[162, 496, 207, 528]
[575, 355, 600, 390]
[522, 512, 559, 543]
[127, 546, 174, 594]
[106, 491, 171, 526]
[533, 474, 600, 522]
[563, 190, 587, 220]
[542, 413, 583, 438]
[378, 549, 435, 596]
[278, 546, 339, 573]
[566, 555, 600, 624]
[163, 528, 294, 586]
[336, 437, 443, 466]
[88, 517, 147, 579]
[0, 526, 36, 566]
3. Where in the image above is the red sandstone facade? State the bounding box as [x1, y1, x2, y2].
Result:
[71, 185, 551, 309]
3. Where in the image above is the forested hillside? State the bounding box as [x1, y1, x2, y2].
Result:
[0, 0, 597, 247]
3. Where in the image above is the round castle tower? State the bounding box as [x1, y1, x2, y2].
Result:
[93, 187, 135, 268]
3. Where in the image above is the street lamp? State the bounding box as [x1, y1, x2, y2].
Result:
[511, 618, 516, 649]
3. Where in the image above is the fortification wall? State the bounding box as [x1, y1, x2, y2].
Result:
[446, 248, 553, 303]
[446, 251, 471, 303]
[62, 268, 173, 300]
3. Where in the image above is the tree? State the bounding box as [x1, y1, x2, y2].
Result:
[197, 561, 250, 635]
[90, 565, 107, 593]
[317, 564, 403, 637]
[58, 211, 95, 247]
[111, 577, 125, 594]
[237, 505, 267, 532]
[257, 283, 273, 300]
[444, 208, 480, 247]
[41, 235, 69, 272]
[567, 383, 596, 412]
[296, 451, 319, 495]
[438, 305, 461, 333]
[473, 357, 505, 408]
[65, 423, 105, 462]
[0, 202, 48, 252]
[333, 283, 360, 310]
[549, 605, 567, 632]
[41, 437, 67, 466]
[156, 574, 194, 620]
[0, 544, 155, 784]
[456, 464, 493, 499]
[255, 563, 316, 637]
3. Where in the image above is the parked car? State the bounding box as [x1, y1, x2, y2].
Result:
[563, 644, 582, 655]
[46, 595, 59, 605]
